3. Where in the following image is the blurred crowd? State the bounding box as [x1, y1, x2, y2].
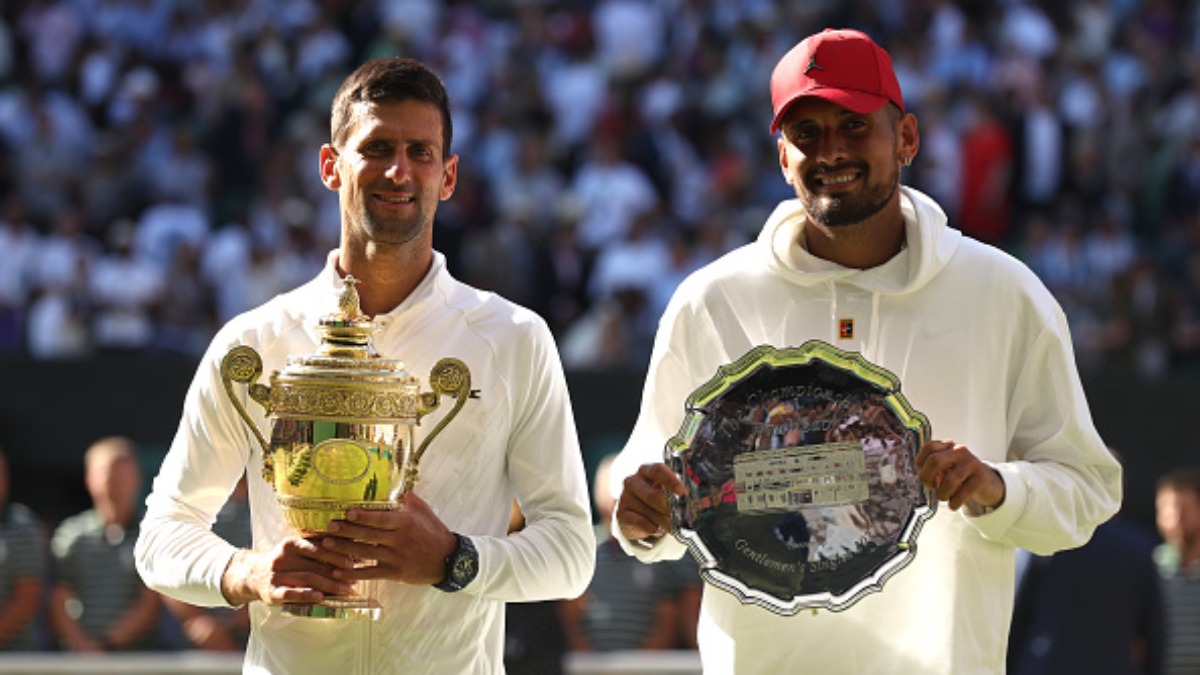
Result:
[2, 0, 1200, 378]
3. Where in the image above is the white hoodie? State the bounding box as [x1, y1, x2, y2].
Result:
[611, 187, 1121, 674]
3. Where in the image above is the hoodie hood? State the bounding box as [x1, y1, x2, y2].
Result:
[757, 186, 961, 295]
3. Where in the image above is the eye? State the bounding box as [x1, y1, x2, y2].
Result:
[409, 144, 435, 160]
[842, 117, 870, 134]
[787, 125, 820, 142]
[361, 140, 393, 157]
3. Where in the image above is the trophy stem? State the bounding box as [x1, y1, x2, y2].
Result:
[284, 582, 381, 620]
[282, 603, 380, 620]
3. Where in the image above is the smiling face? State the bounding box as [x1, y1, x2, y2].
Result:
[320, 99, 458, 252]
[777, 98, 917, 228]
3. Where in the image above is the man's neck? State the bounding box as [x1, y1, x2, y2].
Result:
[337, 244, 433, 316]
[804, 212, 906, 269]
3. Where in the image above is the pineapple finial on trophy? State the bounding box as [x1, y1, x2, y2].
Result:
[339, 275, 366, 320]
[316, 275, 376, 359]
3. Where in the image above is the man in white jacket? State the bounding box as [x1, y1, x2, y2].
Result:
[611, 28, 1120, 674]
[135, 58, 595, 674]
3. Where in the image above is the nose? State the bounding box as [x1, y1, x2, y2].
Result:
[384, 151, 412, 182]
[813, 129, 848, 166]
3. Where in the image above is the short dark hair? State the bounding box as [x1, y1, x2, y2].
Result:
[330, 58, 453, 156]
[1158, 466, 1200, 498]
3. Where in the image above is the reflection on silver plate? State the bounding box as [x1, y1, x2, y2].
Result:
[667, 341, 934, 615]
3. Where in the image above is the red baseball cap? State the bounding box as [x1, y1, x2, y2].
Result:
[769, 28, 904, 133]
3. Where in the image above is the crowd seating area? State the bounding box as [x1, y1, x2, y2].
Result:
[1, 0, 1199, 379]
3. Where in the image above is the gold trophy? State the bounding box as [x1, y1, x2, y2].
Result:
[219, 276, 471, 620]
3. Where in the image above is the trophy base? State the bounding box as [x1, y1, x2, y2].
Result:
[283, 595, 381, 620]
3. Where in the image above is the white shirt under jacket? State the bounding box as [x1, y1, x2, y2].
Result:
[610, 187, 1121, 675]
[136, 251, 595, 675]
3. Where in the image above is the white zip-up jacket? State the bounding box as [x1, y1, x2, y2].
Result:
[136, 251, 595, 674]
[611, 187, 1121, 674]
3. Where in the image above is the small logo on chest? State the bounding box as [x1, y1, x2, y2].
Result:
[839, 319, 854, 340]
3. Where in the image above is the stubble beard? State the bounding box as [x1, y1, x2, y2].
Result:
[355, 199, 428, 247]
[802, 165, 899, 228]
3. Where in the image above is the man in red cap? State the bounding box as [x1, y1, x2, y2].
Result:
[609, 28, 1120, 674]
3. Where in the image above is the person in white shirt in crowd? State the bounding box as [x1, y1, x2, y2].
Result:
[88, 218, 164, 354]
[569, 130, 660, 252]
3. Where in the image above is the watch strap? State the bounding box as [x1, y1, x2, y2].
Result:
[433, 533, 478, 592]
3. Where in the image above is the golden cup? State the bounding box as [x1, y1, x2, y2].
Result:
[219, 277, 470, 619]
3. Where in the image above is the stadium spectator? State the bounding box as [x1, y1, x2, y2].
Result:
[49, 436, 160, 652]
[0, 447, 48, 651]
[1155, 467, 1200, 675]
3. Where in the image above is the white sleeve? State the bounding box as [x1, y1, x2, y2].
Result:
[134, 335, 256, 607]
[608, 299, 700, 563]
[967, 310, 1122, 554]
[468, 318, 597, 601]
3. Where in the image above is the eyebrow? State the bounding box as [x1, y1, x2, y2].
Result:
[356, 128, 440, 149]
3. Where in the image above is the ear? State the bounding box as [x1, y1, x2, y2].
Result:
[898, 113, 920, 167]
[319, 144, 340, 191]
[778, 136, 796, 186]
[439, 154, 459, 201]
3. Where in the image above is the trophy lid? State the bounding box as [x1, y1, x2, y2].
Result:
[290, 275, 404, 371]
[270, 276, 421, 422]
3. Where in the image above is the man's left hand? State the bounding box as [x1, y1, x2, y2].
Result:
[916, 440, 1006, 512]
[322, 492, 457, 586]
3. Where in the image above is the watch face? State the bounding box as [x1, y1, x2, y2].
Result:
[443, 535, 478, 590]
[454, 555, 477, 582]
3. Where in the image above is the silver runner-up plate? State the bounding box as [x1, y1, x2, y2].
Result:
[666, 341, 935, 615]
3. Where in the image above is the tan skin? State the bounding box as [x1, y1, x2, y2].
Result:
[221, 99, 461, 608]
[615, 97, 1005, 544]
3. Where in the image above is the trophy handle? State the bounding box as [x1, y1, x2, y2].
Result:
[405, 358, 472, 492]
[220, 346, 273, 481]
